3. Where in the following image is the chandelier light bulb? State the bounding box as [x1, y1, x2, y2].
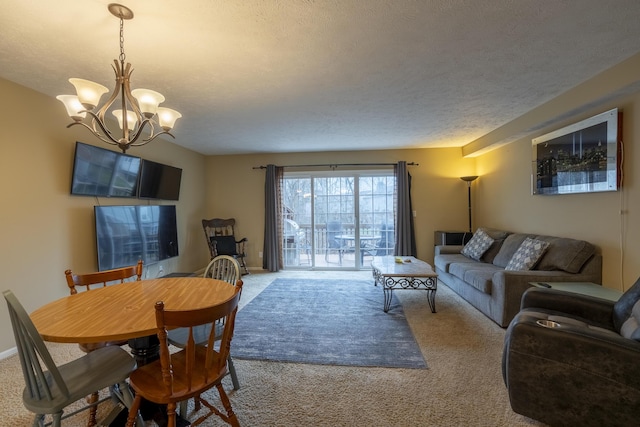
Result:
[68, 78, 109, 109]
[157, 108, 182, 131]
[56, 95, 87, 121]
[112, 109, 138, 131]
[131, 89, 165, 118]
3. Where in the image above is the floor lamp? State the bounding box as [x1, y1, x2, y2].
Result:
[460, 176, 478, 233]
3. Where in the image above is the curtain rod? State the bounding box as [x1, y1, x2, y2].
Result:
[252, 162, 418, 170]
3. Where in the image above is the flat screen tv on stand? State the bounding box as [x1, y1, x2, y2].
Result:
[94, 205, 179, 271]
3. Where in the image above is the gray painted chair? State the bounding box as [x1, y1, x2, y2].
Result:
[3, 290, 142, 427]
[502, 278, 640, 426]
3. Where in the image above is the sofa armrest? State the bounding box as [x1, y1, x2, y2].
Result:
[435, 245, 463, 255]
[521, 288, 615, 327]
[491, 269, 602, 327]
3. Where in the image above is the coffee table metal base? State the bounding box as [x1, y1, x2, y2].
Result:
[371, 256, 438, 313]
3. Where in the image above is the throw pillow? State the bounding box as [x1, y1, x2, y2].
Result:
[504, 237, 550, 271]
[461, 229, 495, 261]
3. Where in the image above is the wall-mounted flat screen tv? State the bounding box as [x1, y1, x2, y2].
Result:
[532, 108, 622, 195]
[94, 205, 179, 271]
[138, 159, 182, 200]
[71, 142, 141, 197]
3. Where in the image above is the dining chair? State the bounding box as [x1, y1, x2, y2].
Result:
[64, 260, 143, 426]
[168, 255, 243, 394]
[125, 281, 244, 427]
[3, 290, 142, 427]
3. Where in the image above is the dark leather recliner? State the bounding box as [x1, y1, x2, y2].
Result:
[502, 279, 640, 427]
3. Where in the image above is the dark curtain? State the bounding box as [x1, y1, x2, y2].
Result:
[395, 161, 416, 256]
[263, 165, 283, 271]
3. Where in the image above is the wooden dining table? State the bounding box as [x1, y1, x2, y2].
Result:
[31, 276, 236, 345]
[30, 276, 237, 426]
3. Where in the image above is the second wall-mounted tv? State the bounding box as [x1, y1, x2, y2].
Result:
[138, 159, 183, 201]
[95, 205, 179, 271]
[71, 142, 141, 198]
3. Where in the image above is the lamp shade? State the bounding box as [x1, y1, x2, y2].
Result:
[69, 78, 109, 109]
[131, 89, 165, 118]
[156, 108, 182, 131]
[112, 109, 138, 131]
[56, 95, 87, 121]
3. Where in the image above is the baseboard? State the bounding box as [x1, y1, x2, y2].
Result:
[0, 346, 17, 360]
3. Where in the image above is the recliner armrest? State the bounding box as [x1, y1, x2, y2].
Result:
[520, 288, 615, 327]
[506, 311, 640, 390]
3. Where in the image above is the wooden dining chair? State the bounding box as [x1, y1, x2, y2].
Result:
[168, 255, 243, 400]
[3, 290, 142, 427]
[125, 281, 244, 427]
[64, 260, 143, 427]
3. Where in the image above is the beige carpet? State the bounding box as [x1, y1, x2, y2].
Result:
[0, 270, 545, 426]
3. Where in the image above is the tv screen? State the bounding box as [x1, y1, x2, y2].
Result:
[138, 159, 182, 200]
[71, 142, 141, 198]
[95, 205, 179, 271]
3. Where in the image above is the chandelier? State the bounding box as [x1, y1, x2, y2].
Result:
[57, 3, 181, 153]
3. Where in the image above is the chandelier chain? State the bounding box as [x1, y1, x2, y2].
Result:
[119, 17, 126, 63]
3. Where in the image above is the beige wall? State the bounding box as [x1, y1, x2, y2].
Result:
[204, 149, 476, 269]
[0, 78, 208, 352]
[475, 92, 640, 292]
[3, 63, 640, 353]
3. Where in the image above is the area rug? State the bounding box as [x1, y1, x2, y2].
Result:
[231, 278, 427, 369]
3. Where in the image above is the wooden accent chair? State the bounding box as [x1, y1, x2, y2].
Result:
[3, 290, 141, 427]
[64, 260, 143, 427]
[125, 281, 244, 427]
[202, 218, 249, 275]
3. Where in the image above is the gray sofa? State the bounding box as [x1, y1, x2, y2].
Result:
[434, 228, 602, 327]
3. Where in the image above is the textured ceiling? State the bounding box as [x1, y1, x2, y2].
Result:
[1, 0, 640, 155]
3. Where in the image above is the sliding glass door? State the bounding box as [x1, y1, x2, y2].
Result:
[282, 171, 395, 269]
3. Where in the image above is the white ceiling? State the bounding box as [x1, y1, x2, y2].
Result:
[2, 0, 640, 156]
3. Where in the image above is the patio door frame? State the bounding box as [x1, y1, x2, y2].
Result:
[282, 169, 395, 270]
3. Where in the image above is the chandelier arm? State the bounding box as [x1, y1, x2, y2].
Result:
[130, 130, 176, 147]
[125, 118, 153, 145]
[87, 111, 125, 144]
[90, 60, 123, 131]
[84, 111, 121, 144]
[65, 122, 120, 147]
[122, 65, 144, 123]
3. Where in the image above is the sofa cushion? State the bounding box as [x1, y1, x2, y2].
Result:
[505, 238, 550, 271]
[493, 234, 535, 268]
[534, 236, 596, 273]
[478, 228, 511, 263]
[449, 262, 501, 294]
[434, 254, 474, 273]
[461, 228, 494, 260]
